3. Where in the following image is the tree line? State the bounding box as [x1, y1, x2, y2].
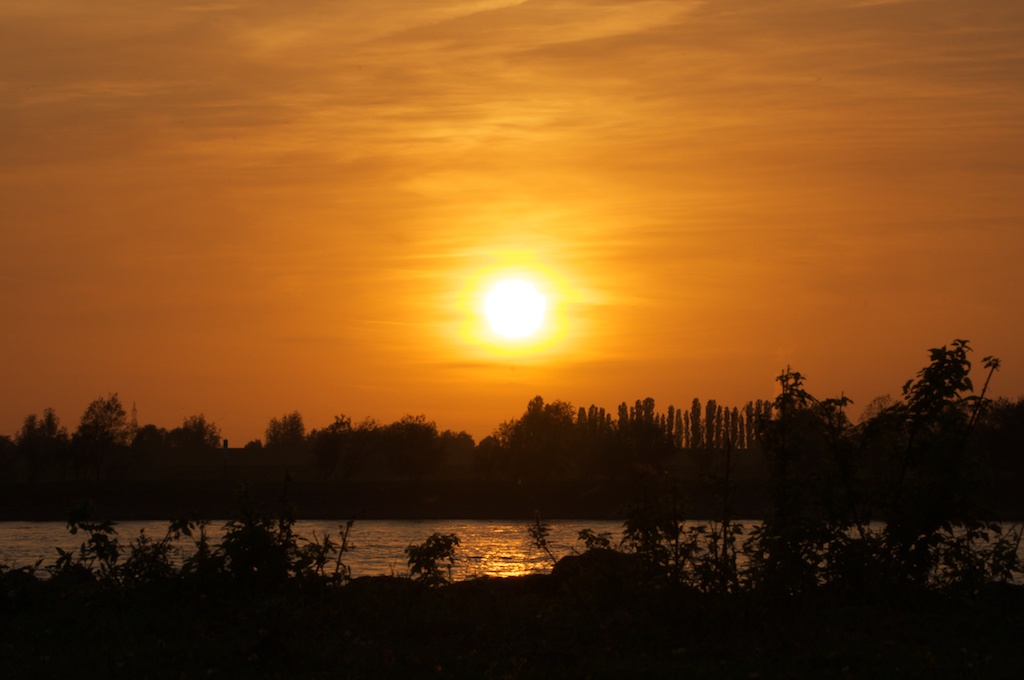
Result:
[0, 392, 779, 484]
[3, 339, 1022, 489]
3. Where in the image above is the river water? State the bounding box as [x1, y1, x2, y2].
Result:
[0, 519, 626, 580]
[5, 519, 1020, 583]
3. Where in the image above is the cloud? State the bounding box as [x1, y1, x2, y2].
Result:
[2, 0, 1023, 440]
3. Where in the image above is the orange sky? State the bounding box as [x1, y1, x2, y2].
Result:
[2, 0, 1023, 445]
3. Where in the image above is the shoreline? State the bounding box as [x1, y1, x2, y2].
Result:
[0, 477, 771, 522]
[5, 478, 1023, 523]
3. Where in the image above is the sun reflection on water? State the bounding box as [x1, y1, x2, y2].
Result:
[0, 518, 623, 580]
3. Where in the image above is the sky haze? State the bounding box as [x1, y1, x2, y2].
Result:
[3, 0, 1022, 443]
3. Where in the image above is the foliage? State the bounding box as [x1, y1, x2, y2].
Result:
[131, 423, 170, 457]
[575, 527, 614, 553]
[742, 367, 856, 594]
[168, 414, 222, 450]
[382, 414, 442, 480]
[50, 503, 123, 584]
[16, 408, 69, 482]
[496, 396, 579, 480]
[265, 411, 306, 451]
[172, 516, 224, 582]
[928, 521, 1024, 592]
[293, 520, 354, 585]
[118, 527, 179, 585]
[527, 514, 558, 566]
[519, 339, 1021, 599]
[737, 340, 1021, 594]
[307, 415, 462, 481]
[620, 482, 687, 578]
[220, 485, 300, 588]
[0, 435, 16, 481]
[405, 532, 460, 586]
[617, 477, 747, 593]
[309, 415, 353, 480]
[872, 341, 1005, 586]
[73, 393, 132, 480]
[48, 505, 197, 588]
[616, 397, 676, 470]
[44, 487, 357, 592]
[471, 435, 505, 478]
[437, 428, 475, 467]
[484, 394, 768, 483]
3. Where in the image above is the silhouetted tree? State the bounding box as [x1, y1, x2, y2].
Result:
[673, 407, 684, 448]
[382, 415, 441, 480]
[705, 399, 718, 449]
[265, 411, 306, 452]
[729, 406, 741, 448]
[130, 424, 169, 473]
[132, 424, 169, 452]
[498, 396, 578, 480]
[576, 403, 617, 476]
[16, 408, 69, 482]
[169, 414, 221, 451]
[618, 397, 675, 471]
[750, 368, 845, 592]
[975, 396, 1024, 460]
[472, 435, 505, 478]
[859, 394, 897, 425]
[682, 411, 691, 448]
[871, 340, 1000, 583]
[438, 429, 475, 468]
[617, 402, 629, 432]
[742, 402, 754, 449]
[347, 418, 398, 481]
[73, 394, 132, 480]
[689, 398, 703, 449]
[0, 435, 16, 480]
[746, 343, 1006, 592]
[309, 415, 353, 480]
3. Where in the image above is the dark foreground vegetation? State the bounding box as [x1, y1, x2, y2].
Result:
[3, 543, 1023, 679]
[2, 483, 1022, 679]
[3, 340, 1024, 677]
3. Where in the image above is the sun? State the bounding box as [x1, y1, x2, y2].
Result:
[484, 279, 547, 339]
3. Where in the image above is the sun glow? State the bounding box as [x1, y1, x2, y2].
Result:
[451, 250, 578, 359]
[484, 279, 546, 338]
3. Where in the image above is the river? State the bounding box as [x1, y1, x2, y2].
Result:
[0, 519, 627, 580]
[5, 519, 1020, 583]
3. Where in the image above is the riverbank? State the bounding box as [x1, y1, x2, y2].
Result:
[6, 476, 1023, 524]
[0, 477, 773, 522]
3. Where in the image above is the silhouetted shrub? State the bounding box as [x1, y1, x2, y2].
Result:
[219, 486, 299, 589]
[405, 532, 460, 586]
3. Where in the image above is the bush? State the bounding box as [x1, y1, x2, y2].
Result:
[405, 533, 460, 586]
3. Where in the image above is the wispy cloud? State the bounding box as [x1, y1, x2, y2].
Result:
[2, 0, 1022, 440]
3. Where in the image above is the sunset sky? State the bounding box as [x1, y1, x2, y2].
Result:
[3, 0, 1022, 445]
